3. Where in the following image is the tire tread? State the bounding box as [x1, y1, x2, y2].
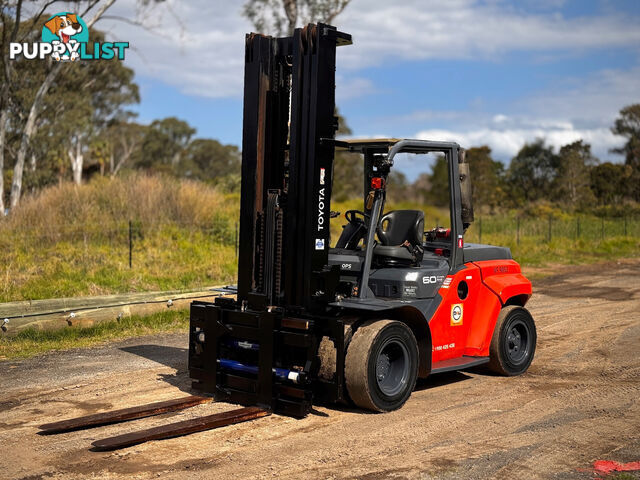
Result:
[488, 306, 536, 376]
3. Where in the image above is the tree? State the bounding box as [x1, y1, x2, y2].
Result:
[243, 0, 350, 36]
[0, 1, 45, 212]
[136, 117, 195, 171]
[0, 105, 6, 214]
[60, 33, 139, 184]
[611, 104, 640, 201]
[506, 139, 559, 205]
[1, 0, 164, 208]
[556, 140, 597, 209]
[330, 110, 362, 201]
[5, 0, 118, 208]
[426, 155, 449, 207]
[408, 173, 431, 205]
[466, 146, 505, 212]
[590, 162, 632, 205]
[5, 27, 139, 187]
[103, 119, 147, 176]
[182, 138, 241, 182]
[386, 169, 408, 205]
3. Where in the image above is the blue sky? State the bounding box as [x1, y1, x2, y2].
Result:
[96, 0, 640, 177]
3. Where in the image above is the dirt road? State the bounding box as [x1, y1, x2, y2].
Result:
[1, 260, 639, 479]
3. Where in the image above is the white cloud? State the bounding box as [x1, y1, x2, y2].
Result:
[518, 66, 640, 129]
[96, 0, 251, 98]
[414, 125, 621, 160]
[338, 0, 640, 69]
[336, 76, 379, 101]
[378, 65, 640, 163]
[87, 0, 640, 99]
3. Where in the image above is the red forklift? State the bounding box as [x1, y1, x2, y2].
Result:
[187, 23, 536, 416]
[40, 23, 536, 449]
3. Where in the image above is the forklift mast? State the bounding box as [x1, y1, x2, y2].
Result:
[237, 24, 352, 312]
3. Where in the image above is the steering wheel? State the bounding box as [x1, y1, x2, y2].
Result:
[344, 210, 369, 225]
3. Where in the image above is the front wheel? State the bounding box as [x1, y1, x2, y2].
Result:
[489, 306, 537, 376]
[345, 320, 418, 412]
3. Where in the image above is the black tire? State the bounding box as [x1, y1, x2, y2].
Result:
[489, 306, 537, 376]
[345, 320, 418, 412]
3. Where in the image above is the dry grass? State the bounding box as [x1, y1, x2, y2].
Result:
[3, 173, 238, 230]
[0, 174, 239, 302]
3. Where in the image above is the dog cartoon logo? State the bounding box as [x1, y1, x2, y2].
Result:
[9, 12, 127, 61]
[41, 13, 88, 61]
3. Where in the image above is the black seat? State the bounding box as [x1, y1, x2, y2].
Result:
[374, 210, 424, 266]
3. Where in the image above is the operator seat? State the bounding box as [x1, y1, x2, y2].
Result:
[374, 210, 424, 266]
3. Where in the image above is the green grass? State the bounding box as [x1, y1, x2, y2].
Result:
[0, 308, 189, 360]
[464, 216, 640, 266]
[0, 227, 238, 302]
[2, 178, 638, 303]
[332, 199, 640, 267]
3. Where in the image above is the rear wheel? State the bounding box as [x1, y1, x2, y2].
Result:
[489, 306, 536, 376]
[345, 320, 418, 412]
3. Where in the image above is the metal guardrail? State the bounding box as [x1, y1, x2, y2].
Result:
[0, 286, 231, 336]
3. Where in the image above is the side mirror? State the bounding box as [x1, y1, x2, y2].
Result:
[458, 149, 474, 227]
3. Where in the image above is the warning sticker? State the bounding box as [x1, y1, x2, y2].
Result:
[403, 286, 417, 297]
[451, 304, 463, 326]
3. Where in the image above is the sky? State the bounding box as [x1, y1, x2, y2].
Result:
[81, 0, 640, 177]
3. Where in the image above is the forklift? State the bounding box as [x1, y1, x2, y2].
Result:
[187, 23, 536, 417]
[39, 23, 536, 449]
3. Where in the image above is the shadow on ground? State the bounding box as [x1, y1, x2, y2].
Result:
[119, 345, 485, 415]
[120, 344, 193, 393]
[415, 371, 472, 391]
[120, 344, 187, 370]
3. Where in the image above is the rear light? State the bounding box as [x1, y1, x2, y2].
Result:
[435, 248, 443, 256]
[371, 177, 385, 190]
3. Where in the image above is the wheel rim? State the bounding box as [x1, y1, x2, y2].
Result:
[375, 338, 410, 397]
[505, 318, 530, 365]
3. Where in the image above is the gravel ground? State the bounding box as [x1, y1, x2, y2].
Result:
[1, 259, 639, 480]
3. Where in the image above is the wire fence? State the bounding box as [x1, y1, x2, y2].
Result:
[1, 219, 240, 268]
[464, 215, 640, 244]
[2, 215, 638, 273]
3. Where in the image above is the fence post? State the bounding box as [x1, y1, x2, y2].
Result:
[516, 217, 520, 245]
[478, 217, 482, 244]
[548, 216, 552, 242]
[601, 217, 604, 241]
[576, 217, 580, 239]
[624, 216, 627, 236]
[128, 220, 133, 268]
[235, 221, 238, 258]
